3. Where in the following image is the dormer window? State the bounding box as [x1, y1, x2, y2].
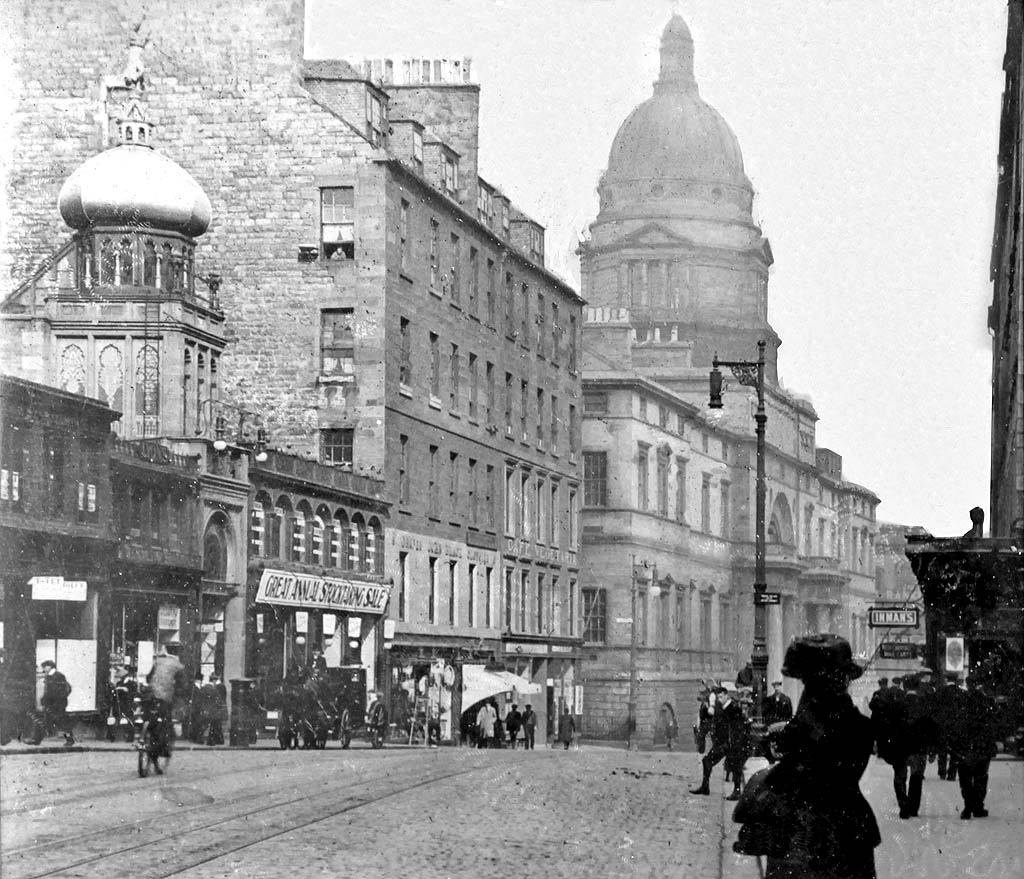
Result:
[365, 92, 385, 146]
[321, 187, 355, 260]
[477, 187, 493, 224]
[443, 156, 458, 197]
[412, 130, 424, 172]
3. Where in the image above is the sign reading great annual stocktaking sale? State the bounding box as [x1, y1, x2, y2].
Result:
[256, 569, 391, 615]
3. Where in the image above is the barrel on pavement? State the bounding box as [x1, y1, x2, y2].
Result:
[229, 678, 259, 746]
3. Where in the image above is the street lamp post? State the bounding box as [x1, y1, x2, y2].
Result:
[628, 555, 639, 750]
[709, 339, 768, 733]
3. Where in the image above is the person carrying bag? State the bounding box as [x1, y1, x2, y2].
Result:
[731, 634, 881, 879]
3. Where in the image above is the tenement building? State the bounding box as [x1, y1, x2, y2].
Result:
[576, 16, 881, 743]
[1, 0, 584, 744]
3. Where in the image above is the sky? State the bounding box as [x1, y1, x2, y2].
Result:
[306, 0, 1008, 537]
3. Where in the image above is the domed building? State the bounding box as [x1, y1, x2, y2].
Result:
[2, 101, 223, 439]
[577, 16, 882, 746]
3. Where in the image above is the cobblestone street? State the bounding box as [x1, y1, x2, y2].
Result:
[2, 741, 1021, 879]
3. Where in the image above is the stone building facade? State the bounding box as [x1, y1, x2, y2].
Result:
[1, 0, 584, 743]
[577, 16, 881, 743]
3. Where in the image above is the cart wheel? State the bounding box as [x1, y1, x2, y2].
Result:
[371, 727, 384, 749]
[340, 709, 351, 749]
[137, 747, 148, 778]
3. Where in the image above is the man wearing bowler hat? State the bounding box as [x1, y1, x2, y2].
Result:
[690, 684, 748, 799]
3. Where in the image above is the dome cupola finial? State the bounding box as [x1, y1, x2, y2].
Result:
[655, 14, 697, 95]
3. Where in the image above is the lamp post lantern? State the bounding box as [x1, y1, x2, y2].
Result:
[709, 339, 768, 733]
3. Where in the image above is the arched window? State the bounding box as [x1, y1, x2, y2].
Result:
[316, 505, 332, 566]
[100, 239, 116, 285]
[135, 345, 160, 424]
[350, 513, 366, 571]
[203, 521, 228, 582]
[334, 510, 350, 570]
[368, 517, 384, 575]
[251, 493, 273, 556]
[98, 344, 124, 411]
[117, 236, 134, 286]
[143, 240, 157, 286]
[293, 502, 313, 563]
[275, 496, 292, 561]
[161, 244, 173, 291]
[59, 344, 86, 394]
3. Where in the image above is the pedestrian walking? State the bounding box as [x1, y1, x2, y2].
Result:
[690, 685, 748, 799]
[40, 660, 74, 746]
[949, 676, 998, 819]
[205, 674, 227, 745]
[558, 706, 575, 750]
[505, 703, 522, 749]
[661, 702, 679, 750]
[934, 676, 962, 781]
[762, 681, 793, 763]
[732, 633, 881, 879]
[475, 700, 496, 748]
[693, 687, 713, 754]
[521, 704, 537, 750]
[492, 705, 505, 748]
[188, 673, 208, 743]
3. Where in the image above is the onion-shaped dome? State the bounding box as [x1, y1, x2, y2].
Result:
[58, 144, 212, 237]
[602, 14, 750, 194]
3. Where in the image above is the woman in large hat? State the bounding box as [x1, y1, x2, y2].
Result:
[740, 634, 881, 879]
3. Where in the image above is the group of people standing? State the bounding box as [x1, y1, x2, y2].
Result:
[869, 671, 999, 820]
[473, 701, 539, 749]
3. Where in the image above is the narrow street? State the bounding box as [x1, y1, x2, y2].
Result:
[2, 743, 1021, 879]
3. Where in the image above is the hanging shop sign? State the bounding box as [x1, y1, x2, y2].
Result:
[868, 606, 919, 628]
[945, 636, 966, 673]
[30, 577, 87, 601]
[256, 569, 391, 615]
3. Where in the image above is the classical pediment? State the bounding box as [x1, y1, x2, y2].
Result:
[615, 223, 693, 250]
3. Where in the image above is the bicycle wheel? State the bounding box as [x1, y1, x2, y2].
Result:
[137, 743, 149, 778]
[339, 709, 352, 749]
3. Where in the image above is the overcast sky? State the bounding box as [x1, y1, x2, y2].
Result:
[307, 0, 1008, 537]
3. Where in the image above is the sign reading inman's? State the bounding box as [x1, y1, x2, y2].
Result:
[256, 569, 391, 615]
[868, 606, 920, 628]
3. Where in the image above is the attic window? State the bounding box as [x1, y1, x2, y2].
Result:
[412, 130, 424, 172]
[321, 187, 354, 260]
[365, 92, 385, 146]
[443, 156, 458, 197]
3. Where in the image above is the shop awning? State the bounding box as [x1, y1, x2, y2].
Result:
[461, 665, 542, 713]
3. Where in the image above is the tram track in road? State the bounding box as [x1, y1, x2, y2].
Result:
[3, 754, 496, 879]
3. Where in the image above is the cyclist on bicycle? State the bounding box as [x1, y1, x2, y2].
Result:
[145, 641, 189, 754]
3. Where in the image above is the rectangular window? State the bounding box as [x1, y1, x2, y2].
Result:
[657, 452, 669, 516]
[569, 314, 578, 372]
[582, 587, 607, 643]
[365, 91, 385, 145]
[701, 474, 711, 532]
[428, 445, 439, 518]
[639, 588, 648, 646]
[549, 481, 560, 545]
[429, 219, 440, 290]
[322, 428, 354, 467]
[583, 452, 608, 507]
[485, 566, 494, 627]
[443, 156, 458, 196]
[468, 563, 477, 627]
[700, 597, 712, 649]
[397, 551, 408, 622]
[536, 573, 545, 633]
[412, 129, 424, 170]
[536, 388, 544, 444]
[521, 471, 531, 537]
[520, 283, 530, 343]
[504, 372, 514, 433]
[550, 394, 559, 453]
[519, 571, 528, 632]
[485, 362, 495, 423]
[720, 482, 731, 537]
[429, 556, 438, 624]
[321, 187, 354, 259]
[43, 433, 64, 515]
[449, 451, 459, 519]
[486, 259, 496, 326]
[485, 465, 495, 528]
[4, 426, 28, 507]
[468, 458, 478, 522]
[535, 474, 545, 539]
[449, 343, 460, 410]
[399, 199, 410, 272]
[569, 404, 578, 456]
[505, 468, 517, 534]
[399, 317, 412, 386]
[551, 303, 560, 364]
[637, 443, 650, 510]
[469, 246, 479, 314]
[659, 405, 670, 429]
[448, 560, 457, 626]
[639, 396, 648, 422]
[504, 569, 514, 630]
[468, 353, 479, 420]
[505, 271, 515, 338]
[429, 333, 440, 398]
[449, 233, 461, 303]
[520, 380, 529, 439]
[569, 578, 577, 637]
[399, 434, 410, 505]
[568, 487, 578, 547]
[675, 457, 687, 522]
[320, 308, 355, 377]
[536, 292, 546, 357]
[583, 391, 608, 413]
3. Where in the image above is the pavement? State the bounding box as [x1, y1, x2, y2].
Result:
[1, 737, 1021, 879]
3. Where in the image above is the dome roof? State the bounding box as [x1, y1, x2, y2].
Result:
[59, 144, 212, 237]
[602, 15, 749, 193]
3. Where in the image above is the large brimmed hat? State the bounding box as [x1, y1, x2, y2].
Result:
[782, 634, 863, 681]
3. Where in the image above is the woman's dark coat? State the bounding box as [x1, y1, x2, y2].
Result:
[759, 690, 881, 879]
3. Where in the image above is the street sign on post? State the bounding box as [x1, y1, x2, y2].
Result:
[754, 592, 781, 606]
[868, 607, 919, 628]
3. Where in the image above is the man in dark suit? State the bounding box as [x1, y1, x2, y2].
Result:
[761, 680, 794, 763]
[691, 686, 749, 799]
[950, 677, 998, 819]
